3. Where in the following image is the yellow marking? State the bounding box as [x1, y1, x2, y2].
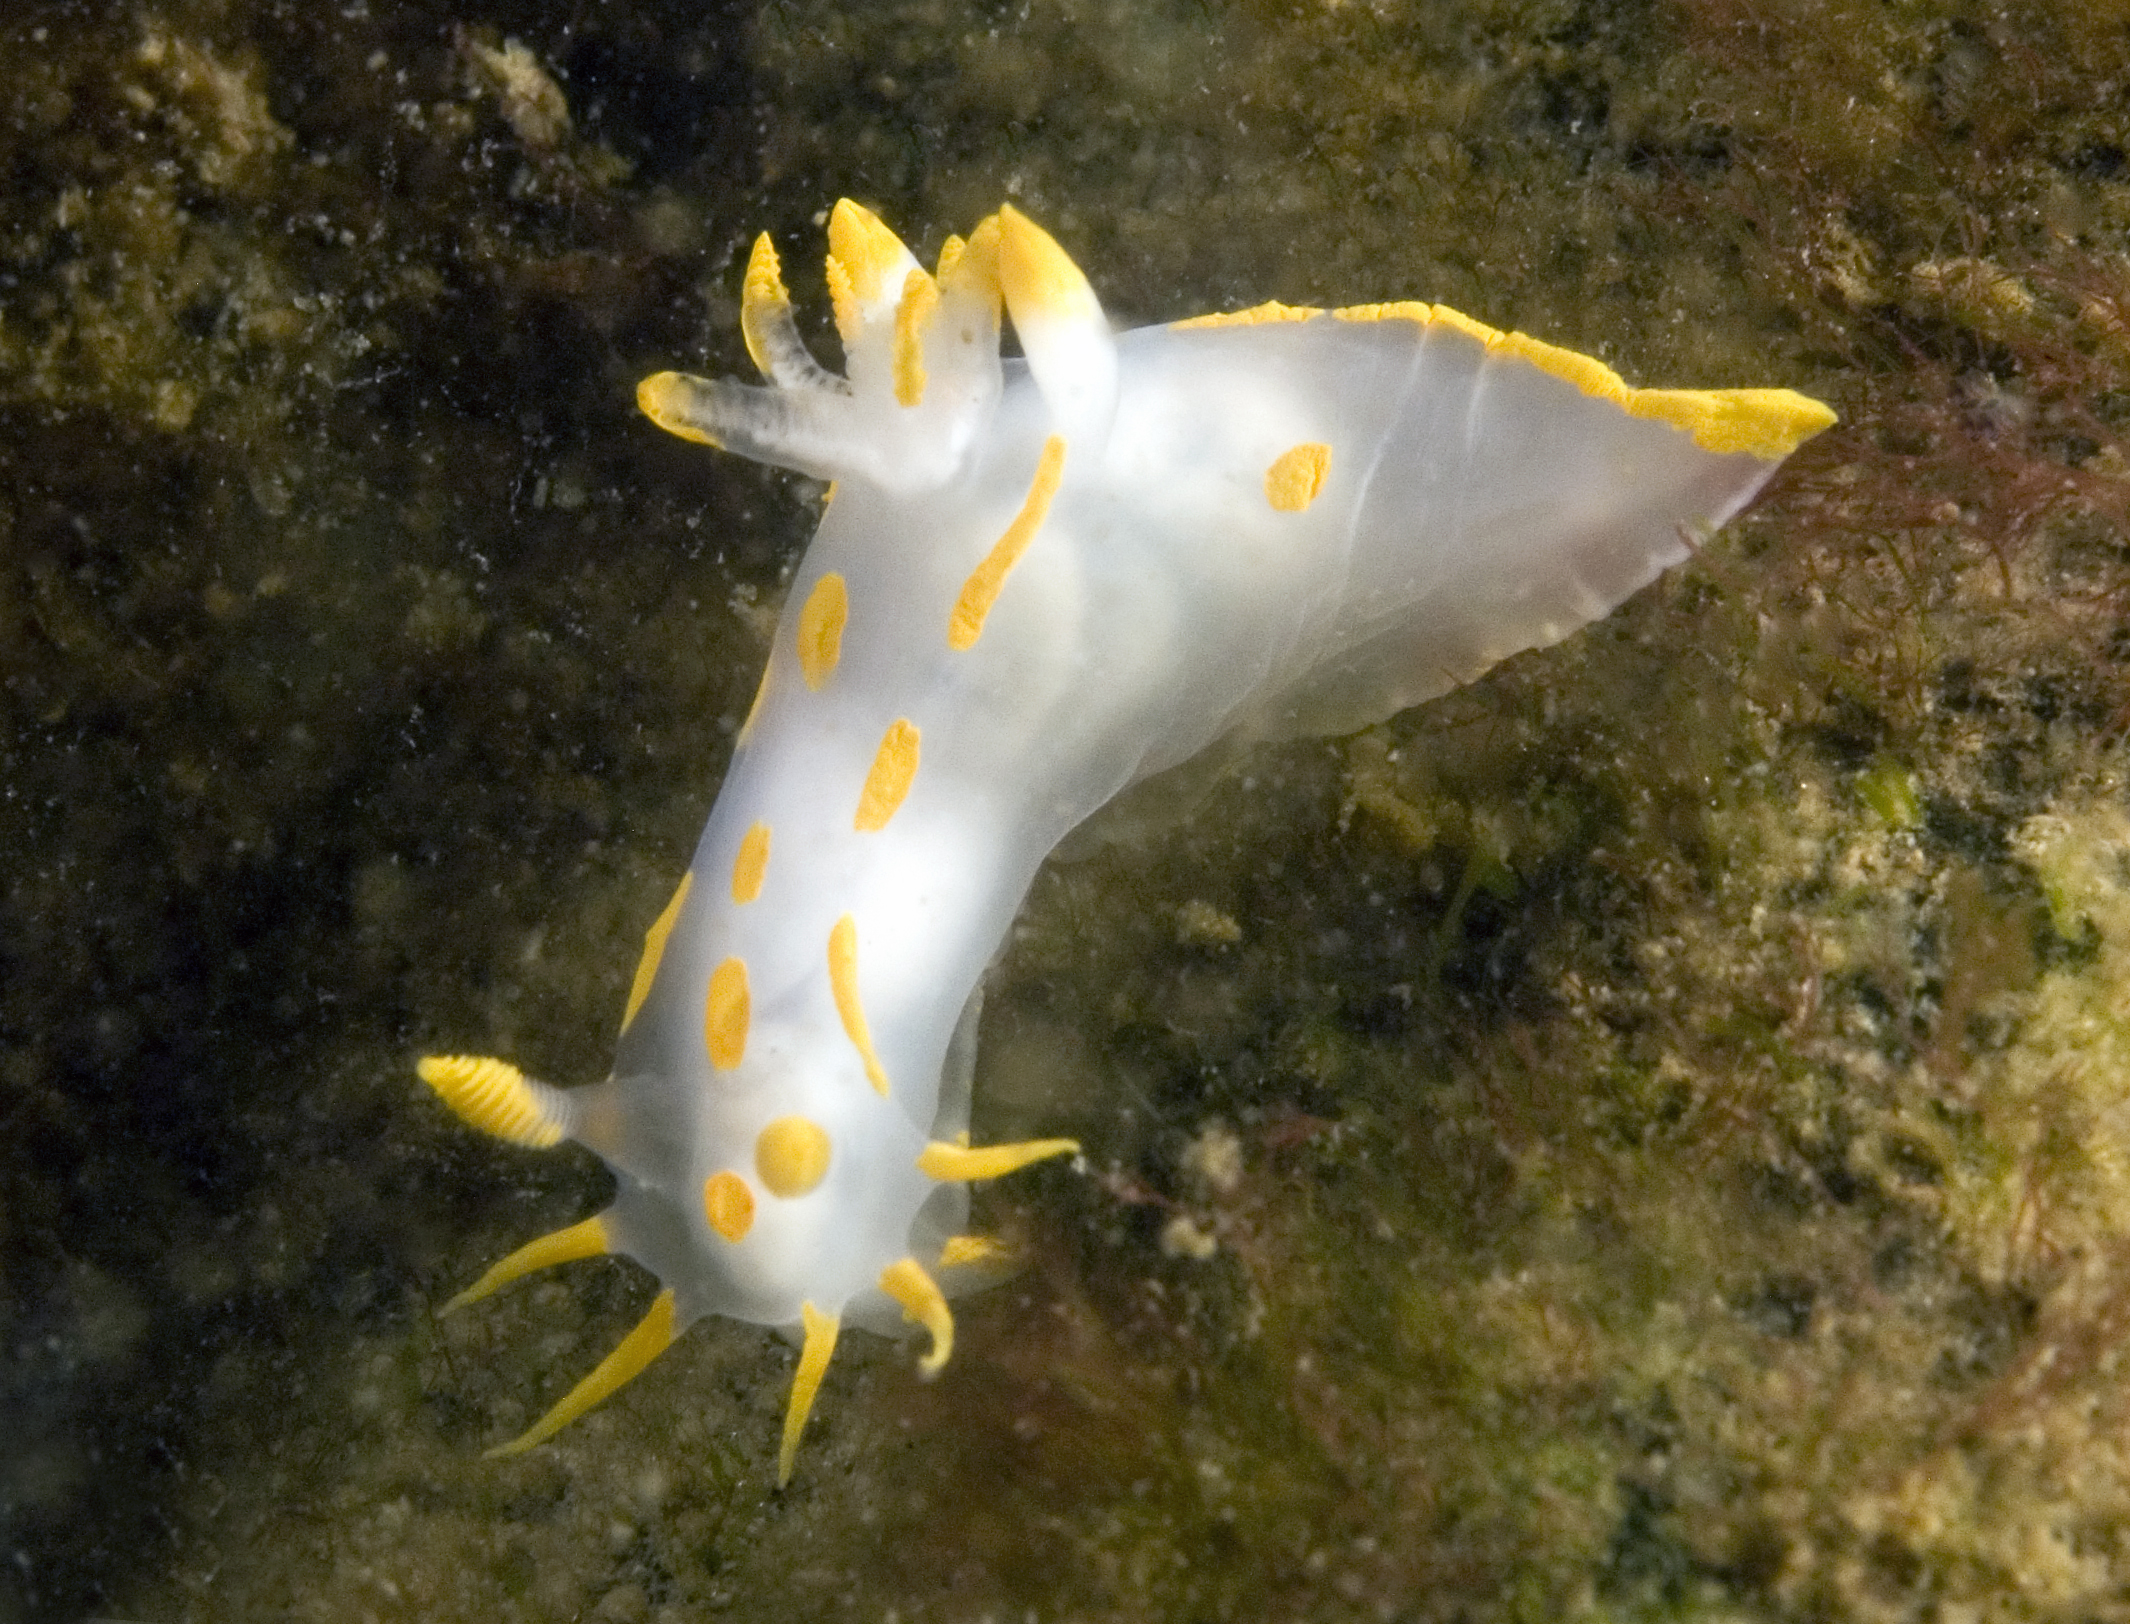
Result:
[739, 232, 789, 379]
[1172, 300, 1323, 330]
[934, 232, 967, 281]
[1331, 300, 1437, 327]
[1265, 442, 1332, 513]
[893, 267, 939, 407]
[737, 661, 772, 747]
[918, 1136, 1080, 1182]
[997, 205, 1100, 325]
[1625, 386, 1838, 459]
[779, 1302, 839, 1484]
[854, 719, 920, 831]
[828, 198, 911, 304]
[755, 1115, 832, 1198]
[705, 957, 750, 1071]
[702, 1170, 755, 1241]
[879, 1257, 954, 1375]
[1332, 300, 1838, 460]
[939, 1233, 1011, 1270]
[948, 434, 1067, 651]
[796, 572, 847, 691]
[486, 1288, 677, 1457]
[731, 823, 770, 905]
[824, 254, 858, 345]
[621, 871, 694, 1033]
[940, 213, 1003, 319]
[1417, 303, 1498, 346]
[444, 1215, 609, 1312]
[828, 914, 890, 1096]
[417, 1055, 566, 1148]
[635, 372, 721, 448]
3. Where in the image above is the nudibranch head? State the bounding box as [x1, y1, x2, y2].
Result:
[420, 197, 1832, 1483]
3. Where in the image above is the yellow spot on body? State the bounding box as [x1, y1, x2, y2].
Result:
[828, 914, 890, 1096]
[487, 1288, 677, 1458]
[635, 372, 722, 448]
[417, 1054, 566, 1148]
[855, 719, 919, 831]
[755, 1115, 832, 1198]
[739, 232, 790, 379]
[878, 1257, 954, 1375]
[1172, 300, 1323, 330]
[705, 957, 750, 1071]
[948, 435, 1067, 651]
[622, 871, 693, 1033]
[731, 822, 770, 905]
[893, 267, 938, 407]
[797, 572, 847, 690]
[779, 1302, 840, 1484]
[939, 1233, 1011, 1270]
[702, 1170, 755, 1240]
[1265, 442, 1332, 512]
[918, 1136, 1080, 1182]
[445, 1214, 609, 1312]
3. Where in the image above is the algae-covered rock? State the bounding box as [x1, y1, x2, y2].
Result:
[10, 1, 2130, 1621]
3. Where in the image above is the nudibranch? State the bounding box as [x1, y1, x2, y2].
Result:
[418, 201, 1835, 1481]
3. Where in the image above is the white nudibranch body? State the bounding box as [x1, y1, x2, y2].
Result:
[418, 200, 1836, 1481]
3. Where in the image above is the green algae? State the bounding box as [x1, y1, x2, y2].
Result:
[9, 0, 2130, 1621]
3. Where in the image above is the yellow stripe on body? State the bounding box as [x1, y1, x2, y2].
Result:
[621, 872, 693, 1034]
[948, 434, 1067, 651]
[705, 957, 750, 1070]
[731, 822, 770, 904]
[827, 914, 890, 1096]
[796, 573, 847, 690]
[854, 719, 919, 831]
[1330, 300, 1836, 460]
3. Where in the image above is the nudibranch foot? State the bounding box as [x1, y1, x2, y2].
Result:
[417, 197, 1834, 1482]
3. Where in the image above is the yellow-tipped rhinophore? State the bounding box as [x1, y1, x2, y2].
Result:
[417, 1054, 569, 1149]
[444, 1215, 610, 1313]
[878, 1257, 954, 1375]
[997, 204, 1101, 328]
[486, 1289, 678, 1458]
[779, 1302, 840, 1485]
[917, 1136, 1080, 1182]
